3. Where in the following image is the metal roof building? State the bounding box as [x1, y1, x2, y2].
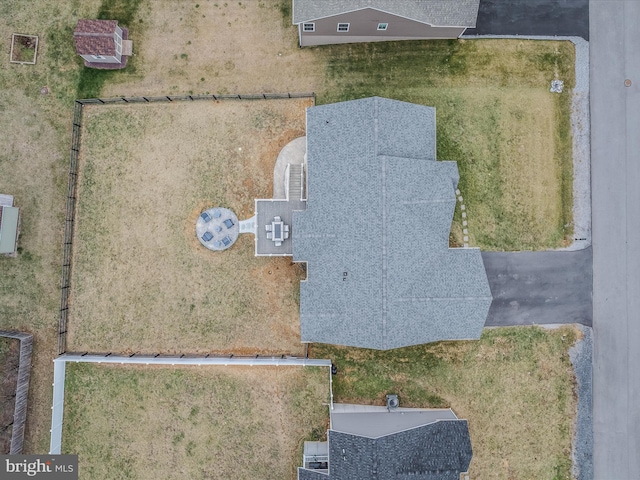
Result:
[0, 194, 19, 256]
[292, 97, 492, 350]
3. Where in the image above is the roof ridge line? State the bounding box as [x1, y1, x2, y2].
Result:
[393, 295, 494, 302]
[377, 97, 388, 350]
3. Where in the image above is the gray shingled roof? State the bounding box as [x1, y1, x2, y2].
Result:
[330, 405, 458, 438]
[292, 97, 491, 350]
[293, 0, 480, 27]
[298, 420, 472, 480]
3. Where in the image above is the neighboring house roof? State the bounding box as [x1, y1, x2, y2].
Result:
[292, 97, 492, 350]
[293, 0, 481, 27]
[298, 405, 473, 480]
[330, 404, 458, 438]
[74, 19, 119, 56]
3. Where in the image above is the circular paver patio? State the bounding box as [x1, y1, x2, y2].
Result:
[196, 207, 239, 251]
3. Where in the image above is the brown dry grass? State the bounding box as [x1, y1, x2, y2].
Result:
[67, 99, 311, 354]
[0, 0, 104, 454]
[62, 363, 329, 480]
[101, 1, 326, 97]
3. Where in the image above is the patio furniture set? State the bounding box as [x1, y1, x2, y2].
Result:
[265, 216, 289, 247]
[200, 210, 234, 248]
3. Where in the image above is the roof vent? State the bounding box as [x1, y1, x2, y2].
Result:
[386, 394, 399, 411]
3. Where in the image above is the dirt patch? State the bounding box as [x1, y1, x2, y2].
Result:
[67, 99, 310, 355]
[62, 363, 329, 480]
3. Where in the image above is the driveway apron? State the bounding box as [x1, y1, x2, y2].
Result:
[482, 248, 592, 327]
[465, 0, 589, 40]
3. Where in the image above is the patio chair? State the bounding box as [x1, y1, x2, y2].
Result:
[266, 224, 272, 231]
[267, 232, 272, 239]
[224, 219, 234, 229]
[201, 231, 213, 242]
[200, 212, 212, 222]
[284, 231, 289, 239]
[222, 236, 231, 246]
[275, 241, 282, 247]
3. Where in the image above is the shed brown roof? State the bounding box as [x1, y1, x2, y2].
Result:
[74, 19, 119, 56]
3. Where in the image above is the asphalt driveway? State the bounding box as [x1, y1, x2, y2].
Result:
[465, 0, 589, 40]
[482, 248, 592, 327]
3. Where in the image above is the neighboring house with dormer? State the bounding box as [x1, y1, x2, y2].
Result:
[0, 194, 20, 256]
[292, 0, 481, 46]
[74, 19, 132, 69]
[298, 402, 473, 479]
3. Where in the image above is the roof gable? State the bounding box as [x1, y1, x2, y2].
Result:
[293, 1, 480, 27]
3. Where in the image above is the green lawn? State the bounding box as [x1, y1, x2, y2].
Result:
[316, 39, 575, 250]
[62, 364, 329, 480]
[311, 326, 579, 479]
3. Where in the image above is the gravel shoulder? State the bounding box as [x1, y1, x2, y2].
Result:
[569, 324, 594, 480]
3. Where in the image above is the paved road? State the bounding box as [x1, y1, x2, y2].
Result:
[465, 0, 589, 40]
[590, 1, 640, 478]
[482, 249, 592, 327]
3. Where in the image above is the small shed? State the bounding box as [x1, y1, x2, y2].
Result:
[74, 19, 133, 69]
[0, 194, 20, 256]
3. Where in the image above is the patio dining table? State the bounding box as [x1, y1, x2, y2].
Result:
[271, 220, 284, 242]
